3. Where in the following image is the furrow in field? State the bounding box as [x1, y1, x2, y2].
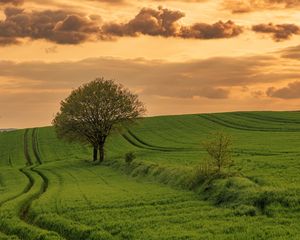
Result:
[32, 128, 42, 165]
[232, 112, 300, 124]
[121, 132, 156, 150]
[0, 169, 33, 208]
[19, 128, 69, 239]
[200, 114, 286, 132]
[23, 129, 33, 166]
[122, 130, 183, 152]
[126, 129, 185, 151]
[0, 129, 64, 240]
[201, 113, 300, 132]
[25, 129, 115, 240]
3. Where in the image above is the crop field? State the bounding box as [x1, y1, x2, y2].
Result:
[0, 111, 300, 239]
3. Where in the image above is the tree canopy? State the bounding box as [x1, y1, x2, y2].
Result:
[52, 78, 146, 163]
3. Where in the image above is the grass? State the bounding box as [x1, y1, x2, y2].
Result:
[0, 111, 299, 239]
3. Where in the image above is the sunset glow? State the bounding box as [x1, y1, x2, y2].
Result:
[1, 0, 300, 128]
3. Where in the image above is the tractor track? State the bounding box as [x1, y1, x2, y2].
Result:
[122, 130, 187, 152]
[32, 128, 42, 165]
[1, 128, 113, 240]
[200, 114, 300, 132]
[0, 129, 36, 208]
[0, 128, 65, 240]
[19, 128, 68, 240]
[0, 169, 34, 208]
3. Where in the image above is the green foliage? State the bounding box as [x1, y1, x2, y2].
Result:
[189, 160, 214, 189]
[52, 78, 145, 162]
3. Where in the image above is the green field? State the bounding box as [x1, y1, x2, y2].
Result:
[0, 112, 300, 239]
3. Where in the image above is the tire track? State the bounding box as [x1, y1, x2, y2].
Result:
[200, 114, 300, 132]
[23, 129, 33, 166]
[232, 112, 300, 124]
[2, 128, 113, 240]
[0, 129, 64, 240]
[0, 130, 34, 240]
[0, 169, 34, 208]
[19, 128, 68, 240]
[32, 128, 42, 165]
[122, 130, 184, 152]
[126, 129, 184, 151]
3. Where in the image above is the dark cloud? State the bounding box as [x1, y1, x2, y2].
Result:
[0, 6, 243, 46]
[180, 20, 243, 39]
[0, 36, 20, 45]
[0, 7, 101, 45]
[223, 0, 300, 13]
[102, 7, 185, 37]
[0, 0, 23, 6]
[252, 23, 300, 41]
[267, 81, 300, 98]
[102, 7, 243, 39]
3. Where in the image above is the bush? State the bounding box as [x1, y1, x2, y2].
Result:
[189, 160, 214, 189]
[124, 152, 136, 164]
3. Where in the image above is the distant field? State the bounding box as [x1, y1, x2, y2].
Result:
[0, 112, 299, 239]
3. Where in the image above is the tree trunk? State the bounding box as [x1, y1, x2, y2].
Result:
[93, 146, 98, 162]
[99, 144, 104, 163]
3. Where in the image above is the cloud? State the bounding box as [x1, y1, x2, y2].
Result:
[0, 7, 101, 45]
[0, 36, 20, 45]
[0, 6, 243, 46]
[280, 45, 300, 59]
[179, 20, 243, 39]
[0, 0, 23, 6]
[267, 81, 300, 98]
[1, 50, 300, 127]
[102, 7, 243, 39]
[252, 23, 300, 41]
[223, 0, 300, 13]
[102, 7, 185, 37]
[1, 54, 299, 101]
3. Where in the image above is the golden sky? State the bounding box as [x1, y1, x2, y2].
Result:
[1, 0, 300, 128]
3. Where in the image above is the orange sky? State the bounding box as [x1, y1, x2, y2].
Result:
[0, 0, 300, 128]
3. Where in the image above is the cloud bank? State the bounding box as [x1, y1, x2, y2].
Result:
[223, 0, 300, 13]
[0, 6, 243, 46]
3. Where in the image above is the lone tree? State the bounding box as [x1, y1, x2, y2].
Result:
[202, 131, 233, 174]
[52, 78, 145, 163]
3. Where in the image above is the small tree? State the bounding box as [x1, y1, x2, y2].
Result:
[52, 78, 145, 163]
[202, 131, 233, 174]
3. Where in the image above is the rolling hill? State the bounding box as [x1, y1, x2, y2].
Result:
[0, 112, 299, 239]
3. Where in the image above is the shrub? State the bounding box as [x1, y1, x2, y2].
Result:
[124, 152, 136, 164]
[189, 160, 214, 189]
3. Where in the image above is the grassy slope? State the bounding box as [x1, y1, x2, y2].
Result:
[0, 111, 300, 239]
